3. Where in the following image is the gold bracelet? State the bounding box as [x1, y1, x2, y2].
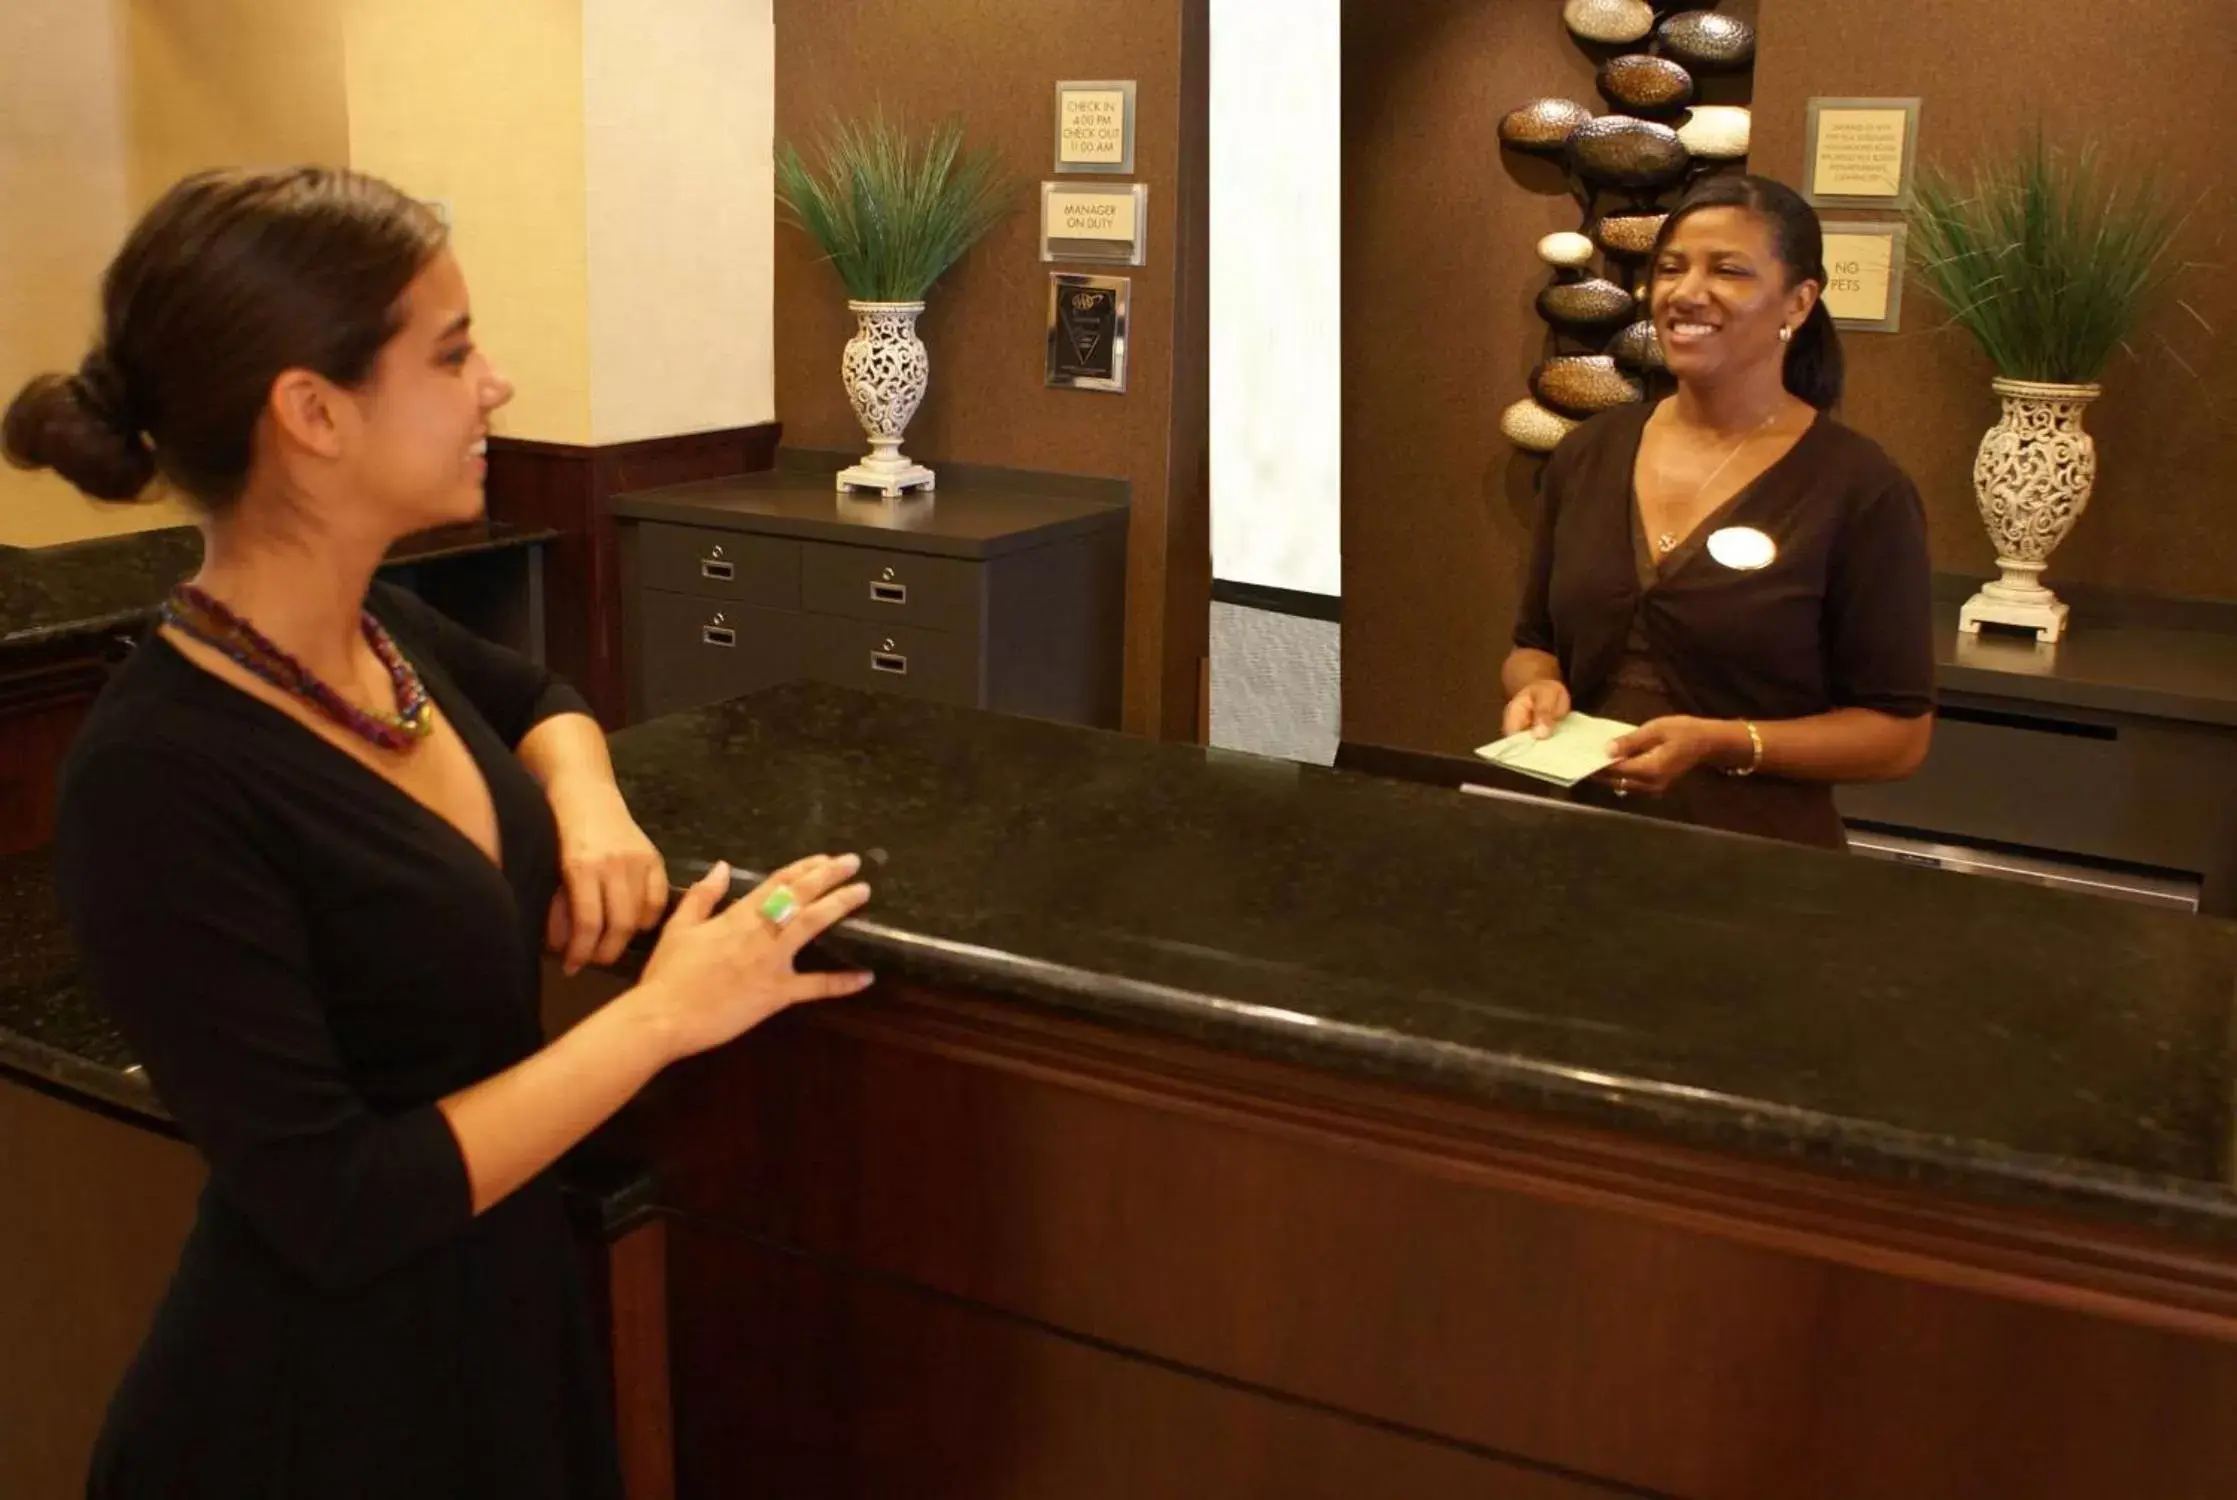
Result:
[1725, 720, 1764, 778]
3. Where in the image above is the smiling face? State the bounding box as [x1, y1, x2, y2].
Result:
[327, 249, 513, 534]
[1649, 205, 1819, 393]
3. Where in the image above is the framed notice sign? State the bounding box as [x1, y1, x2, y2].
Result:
[1819, 221, 1907, 332]
[1039, 181, 1149, 266]
[1046, 273, 1130, 392]
[1804, 98, 1921, 210]
[1054, 79, 1136, 174]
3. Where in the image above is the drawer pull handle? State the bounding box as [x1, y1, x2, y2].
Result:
[869, 580, 907, 605]
[702, 625, 736, 648]
[700, 558, 735, 581]
[870, 650, 908, 676]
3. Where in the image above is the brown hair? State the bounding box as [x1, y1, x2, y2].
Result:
[3, 166, 447, 510]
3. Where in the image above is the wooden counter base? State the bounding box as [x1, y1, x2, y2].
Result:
[620, 977, 2237, 1500]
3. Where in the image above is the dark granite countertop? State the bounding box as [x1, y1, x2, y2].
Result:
[0, 518, 559, 651]
[10, 680, 2237, 1243]
[611, 451, 1128, 560]
[596, 682, 2237, 1241]
[1930, 579, 2237, 729]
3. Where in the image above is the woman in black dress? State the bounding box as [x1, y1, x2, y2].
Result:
[1500, 174, 1936, 849]
[5, 167, 873, 1498]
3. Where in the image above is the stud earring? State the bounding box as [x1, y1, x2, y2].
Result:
[1778, 325, 1793, 344]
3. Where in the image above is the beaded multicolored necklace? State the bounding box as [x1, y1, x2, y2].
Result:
[159, 583, 435, 751]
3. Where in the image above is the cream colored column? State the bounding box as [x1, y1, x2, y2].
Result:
[582, 0, 775, 443]
[342, 0, 595, 444]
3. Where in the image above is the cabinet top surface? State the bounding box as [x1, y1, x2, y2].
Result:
[593, 682, 2237, 1242]
[611, 469, 1127, 559]
[0, 519, 557, 651]
[1935, 600, 2237, 727]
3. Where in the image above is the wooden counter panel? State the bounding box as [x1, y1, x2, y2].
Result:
[667, 1222, 1633, 1499]
[630, 980, 2237, 1500]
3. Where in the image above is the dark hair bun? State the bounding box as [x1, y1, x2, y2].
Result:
[2, 356, 158, 502]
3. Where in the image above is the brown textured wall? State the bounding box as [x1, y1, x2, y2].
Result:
[1343, 0, 2234, 757]
[771, 0, 1208, 739]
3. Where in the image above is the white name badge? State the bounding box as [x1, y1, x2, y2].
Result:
[1707, 525, 1777, 572]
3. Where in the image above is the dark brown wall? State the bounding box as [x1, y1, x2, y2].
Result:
[1344, 0, 2233, 756]
[771, 0, 1209, 740]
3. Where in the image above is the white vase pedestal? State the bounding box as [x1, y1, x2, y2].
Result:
[1958, 562, 2068, 644]
[1957, 378, 2101, 645]
[836, 300, 936, 500]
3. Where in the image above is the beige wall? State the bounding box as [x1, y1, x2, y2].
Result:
[2, 0, 778, 545]
[0, 0, 186, 548]
[343, 0, 595, 444]
[584, 0, 776, 443]
[125, 0, 349, 210]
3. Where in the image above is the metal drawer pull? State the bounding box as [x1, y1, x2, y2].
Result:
[870, 647, 908, 675]
[702, 624, 736, 648]
[700, 558, 735, 581]
[869, 579, 907, 605]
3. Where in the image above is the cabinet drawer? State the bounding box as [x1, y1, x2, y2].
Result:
[636, 523, 799, 608]
[802, 616, 981, 707]
[634, 590, 802, 720]
[801, 543, 982, 633]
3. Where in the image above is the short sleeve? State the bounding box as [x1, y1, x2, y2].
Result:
[1825, 478, 1936, 718]
[1513, 434, 1582, 655]
[52, 742, 476, 1290]
[368, 582, 594, 745]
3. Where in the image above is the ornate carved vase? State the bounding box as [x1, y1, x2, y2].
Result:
[1958, 378, 2102, 644]
[837, 300, 935, 498]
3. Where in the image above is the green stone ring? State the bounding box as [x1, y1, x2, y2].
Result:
[757, 885, 800, 928]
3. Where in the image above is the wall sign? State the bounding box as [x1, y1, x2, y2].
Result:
[1804, 97, 1921, 209]
[1054, 79, 1137, 174]
[1039, 182, 1149, 266]
[1820, 221, 1907, 332]
[1046, 273, 1130, 392]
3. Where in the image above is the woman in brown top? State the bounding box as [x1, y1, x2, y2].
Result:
[1502, 174, 1935, 849]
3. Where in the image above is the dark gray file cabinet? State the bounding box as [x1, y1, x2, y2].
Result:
[615, 457, 1128, 729]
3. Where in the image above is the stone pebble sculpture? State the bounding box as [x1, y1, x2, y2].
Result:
[1497, 4, 1755, 454]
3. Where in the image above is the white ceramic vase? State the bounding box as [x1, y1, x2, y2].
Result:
[836, 300, 935, 498]
[1957, 377, 2102, 644]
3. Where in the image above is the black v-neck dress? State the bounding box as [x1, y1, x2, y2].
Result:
[1514, 402, 1936, 848]
[51, 582, 623, 1499]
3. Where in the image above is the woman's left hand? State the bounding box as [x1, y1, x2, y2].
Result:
[545, 778, 671, 975]
[1601, 717, 1743, 798]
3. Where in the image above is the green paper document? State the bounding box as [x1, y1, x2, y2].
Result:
[1473, 712, 1637, 789]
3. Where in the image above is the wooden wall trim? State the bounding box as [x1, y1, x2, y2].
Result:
[789, 983, 2237, 1337]
[485, 422, 780, 723]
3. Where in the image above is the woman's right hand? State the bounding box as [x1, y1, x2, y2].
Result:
[632, 855, 874, 1062]
[1502, 679, 1572, 739]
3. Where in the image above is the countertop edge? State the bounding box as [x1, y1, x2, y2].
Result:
[662, 867, 2237, 1245]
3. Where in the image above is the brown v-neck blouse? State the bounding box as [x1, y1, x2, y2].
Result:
[1513, 401, 1935, 848]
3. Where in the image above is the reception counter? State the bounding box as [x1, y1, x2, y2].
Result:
[596, 683, 2237, 1498]
[10, 680, 2237, 1498]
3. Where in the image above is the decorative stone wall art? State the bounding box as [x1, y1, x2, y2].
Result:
[1531, 355, 1646, 417]
[1536, 277, 1638, 333]
[1537, 230, 1598, 268]
[1676, 104, 1751, 161]
[1568, 116, 1691, 192]
[1499, 98, 1597, 155]
[1495, 1, 1754, 456]
[1597, 55, 1695, 116]
[1607, 319, 1667, 373]
[1593, 211, 1668, 259]
[1562, 0, 1656, 46]
[1657, 10, 1756, 70]
[1501, 397, 1582, 454]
